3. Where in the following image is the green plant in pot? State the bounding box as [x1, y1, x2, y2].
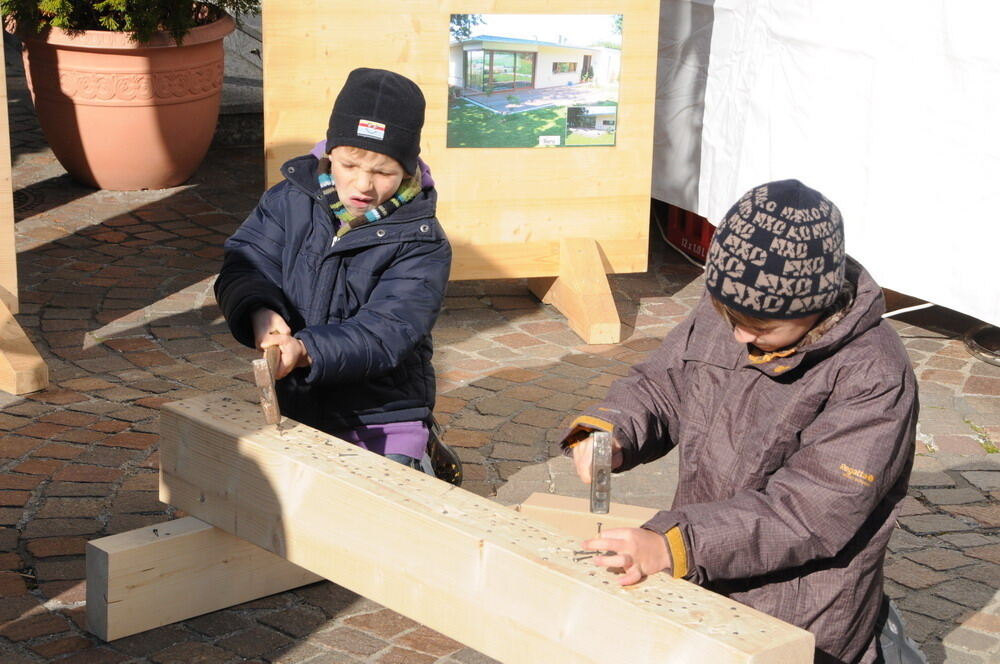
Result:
[2, 0, 260, 190]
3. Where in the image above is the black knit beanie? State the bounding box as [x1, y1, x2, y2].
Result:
[704, 179, 846, 319]
[325, 68, 425, 174]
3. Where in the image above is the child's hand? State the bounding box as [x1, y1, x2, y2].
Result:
[252, 308, 292, 348]
[581, 527, 672, 586]
[262, 333, 312, 380]
[570, 434, 623, 483]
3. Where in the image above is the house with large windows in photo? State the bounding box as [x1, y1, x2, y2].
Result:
[447, 34, 621, 148]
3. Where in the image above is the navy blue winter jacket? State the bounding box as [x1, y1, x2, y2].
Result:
[214, 154, 452, 433]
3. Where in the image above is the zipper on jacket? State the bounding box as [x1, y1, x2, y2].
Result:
[331, 235, 339, 247]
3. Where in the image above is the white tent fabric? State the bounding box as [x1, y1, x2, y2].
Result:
[652, 0, 1000, 327]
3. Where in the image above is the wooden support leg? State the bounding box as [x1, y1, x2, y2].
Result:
[86, 516, 321, 641]
[528, 238, 621, 344]
[152, 393, 813, 662]
[0, 300, 48, 395]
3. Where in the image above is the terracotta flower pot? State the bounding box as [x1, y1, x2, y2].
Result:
[18, 15, 235, 190]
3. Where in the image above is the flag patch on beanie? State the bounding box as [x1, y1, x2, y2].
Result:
[357, 119, 385, 140]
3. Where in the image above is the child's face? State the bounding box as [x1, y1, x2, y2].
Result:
[731, 313, 821, 352]
[328, 146, 405, 217]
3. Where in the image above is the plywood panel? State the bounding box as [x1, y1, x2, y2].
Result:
[159, 392, 814, 663]
[262, 1, 657, 280]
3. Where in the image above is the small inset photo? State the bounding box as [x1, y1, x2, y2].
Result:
[566, 104, 618, 146]
[447, 13, 622, 148]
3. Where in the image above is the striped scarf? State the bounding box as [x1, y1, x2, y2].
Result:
[317, 158, 423, 238]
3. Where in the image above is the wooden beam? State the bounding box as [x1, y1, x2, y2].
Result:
[518, 492, 659, 541]
[529, 238, 621, 344]
[0, 299, 48, 395]
[158, 392, 813, 662]
[86, 516, 321, 641]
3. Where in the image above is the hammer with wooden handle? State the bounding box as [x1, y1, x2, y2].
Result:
[252, 345, 280, 425]
[589, 430, 612, 515]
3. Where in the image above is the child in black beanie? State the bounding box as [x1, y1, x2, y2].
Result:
[565, 180, 925, 662]
[215, 68, 459, 482]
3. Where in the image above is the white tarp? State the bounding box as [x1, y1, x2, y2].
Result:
[653, 0, 1000, 327]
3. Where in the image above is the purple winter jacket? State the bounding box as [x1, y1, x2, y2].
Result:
[565, 259, 917, 663]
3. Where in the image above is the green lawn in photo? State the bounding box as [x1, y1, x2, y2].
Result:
[447, 100, 567, 148]
[566, 130, 616, 146]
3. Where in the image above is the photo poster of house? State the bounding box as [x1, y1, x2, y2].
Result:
[447, 14, 623, 148]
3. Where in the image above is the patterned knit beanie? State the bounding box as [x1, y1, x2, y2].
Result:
[705, 179, 846, 319]
[325, 68, 425, 174]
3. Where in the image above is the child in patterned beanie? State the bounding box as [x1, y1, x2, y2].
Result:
[562, 179, 925, 662]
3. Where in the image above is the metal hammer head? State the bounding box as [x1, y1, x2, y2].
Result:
[590, 431, 612, 514]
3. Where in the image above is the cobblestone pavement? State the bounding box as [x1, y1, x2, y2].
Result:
[1, 57, 998, 664]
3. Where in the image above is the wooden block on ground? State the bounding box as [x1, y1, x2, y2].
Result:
[86, 516, 322, 641]
[518, 492, 658, 541]
[158, 392, 813, 662]
[529, 237, 621, 344]
[0, 299, 48, 395]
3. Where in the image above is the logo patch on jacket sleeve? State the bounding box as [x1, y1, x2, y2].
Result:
[357, 119, 385, 140]
[839, 463, 875, 486]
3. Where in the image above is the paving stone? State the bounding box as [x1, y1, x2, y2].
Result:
[904, 548, 977, 570]
[963, 471, 1000, 491]
[343, 609, 419, 639]
[186, 610, 254, 637]
[393, 626, 465, 657]
[296, 583, 377, 617]
[956, 562, 1000, 589]
[29, 634, 95, 659]
[150, 641, 234, 664]
[933, 578, 998, 609]
[216, 625, 295, 658]
[23, 517, 101, 538]
[0, 612, 71, 641]
[51, 464, 123, 484]
[950, 504, 1000, 527]
[375, 647, 437, 664]
[921, 487, 988, 504]
[257, 605, 329, 638]
[52, 645, 129, 664]
[34, 558, 86, 582]
[313, 626, 387, 656]
[111, 624, 190, 657]
[884, 559, 950, 589]
[966, 544, 1000, 564]
[474, 396, 524, 417]
[44, 481, 115, 497]
[898, 591, 968, 621]
[36, 497, 103, 519]
[899, 514, 975, 533]
[38, 579, 87, 603]
[110, 490, 165, 514]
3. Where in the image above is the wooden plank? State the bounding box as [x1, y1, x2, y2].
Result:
[0, 299, 48, 395]
[85, 516, 322, 641]
[262, 1, 657, 281]
[518, 492, 658, 541]
[529, 238, 621, 344]
[159, 392, 814, 662]
[0, 40, 17, 313]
